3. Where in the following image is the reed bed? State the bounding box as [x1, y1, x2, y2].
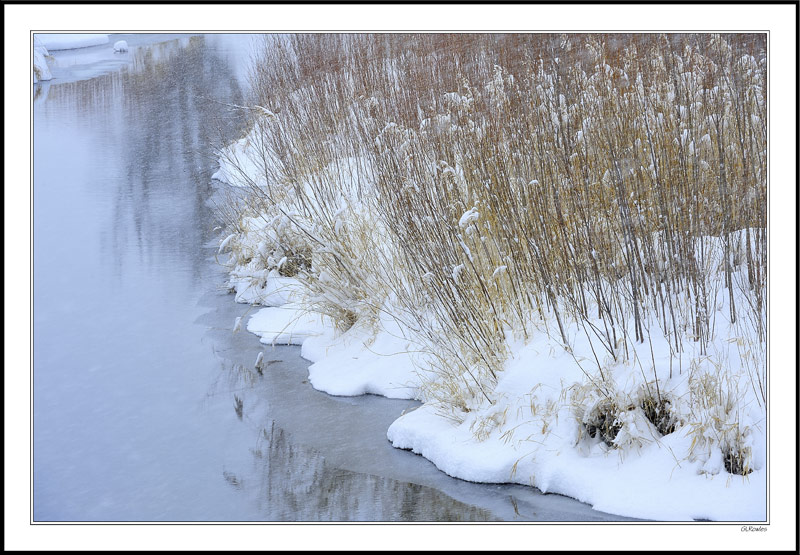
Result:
[217, 33, 766, 472]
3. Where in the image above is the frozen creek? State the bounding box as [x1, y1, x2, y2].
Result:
[32, 33, 637, 522]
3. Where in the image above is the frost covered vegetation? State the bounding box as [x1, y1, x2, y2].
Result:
[213, 33, 767, 520]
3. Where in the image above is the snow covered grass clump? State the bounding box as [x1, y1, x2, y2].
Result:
[212, 33, 767, 520]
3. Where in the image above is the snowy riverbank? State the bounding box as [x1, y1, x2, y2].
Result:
[210, 33, 767, 522]
[213, 149, 766, 522]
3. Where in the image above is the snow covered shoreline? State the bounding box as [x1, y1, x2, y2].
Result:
[210, 33, 767, 522]
[213, 162, 766, 522]
[241, 298, 765, 521]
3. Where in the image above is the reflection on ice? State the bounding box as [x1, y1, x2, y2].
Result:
[242, 421, 498, 521]
[33, 80, 51, 105]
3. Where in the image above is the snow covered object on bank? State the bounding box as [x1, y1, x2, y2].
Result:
[33, 36, 52, 83]
[33, 49, 52, 83]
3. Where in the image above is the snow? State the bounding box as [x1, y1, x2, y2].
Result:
[33, 50, 52, 83]
[211, 124, 278, 187]
[229, 271, 302, 306]
[458, 207, 479, 228]
[33, 36, 49, 56]
[245, 301, 424, 399]
[113, 40, 129, 53]
[35, 34, 110, 51]
[33, 37, 52, 83]
[217, 233, 236, 254]
[247, 303, 328, 346]
[301, 312, 423, 399]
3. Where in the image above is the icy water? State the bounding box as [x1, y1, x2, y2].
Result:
[33, 34, 636, 522]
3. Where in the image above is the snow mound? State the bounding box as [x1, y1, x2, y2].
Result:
[300, 315, 422, 399]
[33, 50, 52, 83]
[387, 403, 766, 521]
[247, 303, 328, 346]
[243, 294, 422, 399]
[387, 312, 767, 522]
[229, 270, 303, 306]
[113, 40, 129, 53]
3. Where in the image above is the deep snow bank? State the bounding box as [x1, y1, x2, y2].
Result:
[386, 324, 767, 521]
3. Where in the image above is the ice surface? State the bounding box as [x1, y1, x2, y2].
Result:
[36, 34, 110, 51]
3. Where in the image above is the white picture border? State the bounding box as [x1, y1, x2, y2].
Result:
[5, 2, 797, 551]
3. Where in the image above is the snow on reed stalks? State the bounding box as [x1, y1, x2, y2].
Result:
[216, 33, 766, 473]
